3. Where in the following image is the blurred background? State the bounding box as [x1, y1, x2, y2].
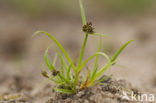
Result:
[0, 0, 156, 101]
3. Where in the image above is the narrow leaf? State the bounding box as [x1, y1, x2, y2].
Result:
[67, 63, 72, 80]
[79, 0, 86, 25]
[91, 37, 102, 80]
[90, 64, 98, 80]
[48, 76, 60, 84]
[58, 74, 71, 85]
[78, 52, 110, 72]
[34, 31, 76, 71]
[94, 61, 115, 80]
[77, 32, 88, 69]
[80, 67, 90, 90]
[111, 40, 134, 62]
[53, 53, 58, 66]
[44, 46, 55, 71]
[54, 88, 74, 94]
[57, 51, 68, 70]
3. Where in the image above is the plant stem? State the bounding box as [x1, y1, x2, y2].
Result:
[79, 0, 87, 25]
[77, 32, 88, 69]
[74, 32, 88, 88]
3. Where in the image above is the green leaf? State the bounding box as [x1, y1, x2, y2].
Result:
[91, 37, 102, 79]
[93, 61, 113, 80]
[76, 0, 87, 87]
[57, 51, 68, 70]
[111, 40, 134, 62]
[90, 64, 98, 80]
[44, 46, 55, 72]
[93, 40, 133, 80]
[80, 76, 85, 87]
[67, 63, 72, 80]
[48, 76, 60, 84]
[53, 53, 58, 66]
[95, 37, 102, 66]
[55, 75, 62, 83]
[78, 52, 110, 72]
[60, 61, 65, 78]
[77, 32, 88, 69]
[57, 51, 67, 77]
[34, 31, 76, 71]
[79, 0, 86, 25]
[57, 74, 71, 85]
[54, 88, 74, 94]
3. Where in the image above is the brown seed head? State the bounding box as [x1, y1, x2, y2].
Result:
[52, 70, 60, 76]
[82, 22, 94, 33]
[41, 71, 49, 78]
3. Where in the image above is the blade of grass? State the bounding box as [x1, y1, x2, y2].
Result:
[48, 76, 60, 84]
[79, 0, 86, 25]
[34, 31, 76, 71]
[57, 74, 71, 85]
[77, 0, 88, 68]
[94, 40, 133, 80]
[53, 53, 58, 66]
[111, 40, 134, 62]
[57, 51, 68, 70]
[90, 37, 102, 80]
[80, 76, 85, 87]
[93, 61, 113, 81]
[44, 46, 55, 72]
[60, 58, 65, 78]
[93, 40, 134, 80]
[55, 75, 63, 83]
[74, 32, 88, 88]
[54, 88, 74, 94]
[75, 0, 88, 87]
[90, 64, 98, 80]
[80, 67, 90, 90]
[77, 32, 88, 69]
[94, 37, 102, 68]
[57, 51, 66, 77]
[67, 63, 72, 80]
[57, 82, 67, 87]
[77, 52, 110, 72]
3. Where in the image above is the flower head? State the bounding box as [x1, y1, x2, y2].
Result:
[82, 22, 94, 33]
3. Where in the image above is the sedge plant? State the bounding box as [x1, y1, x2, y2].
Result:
[34, 0, 133, 95]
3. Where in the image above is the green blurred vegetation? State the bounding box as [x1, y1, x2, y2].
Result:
[11, 0, 68, 15]
[2, 0, 154, 16]
[96, 0, 153, 14]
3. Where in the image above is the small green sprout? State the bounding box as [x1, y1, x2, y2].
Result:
[34, 0, 133, 95]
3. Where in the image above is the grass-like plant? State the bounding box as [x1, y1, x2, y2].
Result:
[34, 0, 133, 95]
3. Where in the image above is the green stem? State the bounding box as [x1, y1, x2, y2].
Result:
[79, 0, 87, 25]
[77, 32, 88, 69]
[75, 32, 88, 87]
